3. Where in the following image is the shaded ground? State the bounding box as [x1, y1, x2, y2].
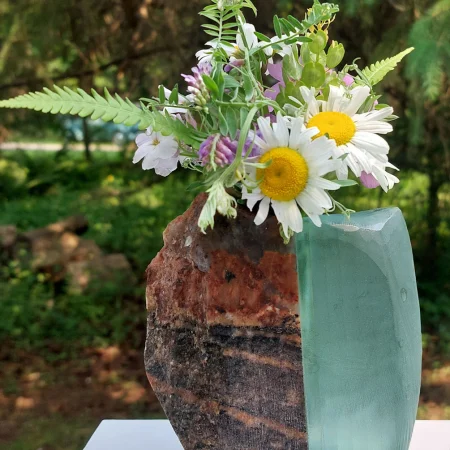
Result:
[0, 346, 449, 450]
[0, 346, 164, 450]
[418, 353, 450, 420]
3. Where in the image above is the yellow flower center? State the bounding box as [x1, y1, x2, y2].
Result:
[256, 147, 309, 202]
[307, 111, 356, 146]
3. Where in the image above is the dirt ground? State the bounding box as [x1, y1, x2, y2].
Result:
[0, 346, 449, 450]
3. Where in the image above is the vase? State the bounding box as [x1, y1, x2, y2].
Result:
[144, 195, 422, 450]
[296, 208, 422, 450]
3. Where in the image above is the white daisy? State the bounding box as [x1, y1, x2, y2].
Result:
[133, 127, 179, 177]
[242, 113, 340, 236]
[301, 85, 397, 190]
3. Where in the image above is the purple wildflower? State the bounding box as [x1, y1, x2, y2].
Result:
[264, 63, 285, 110]
[182, 62, 213, 107]
[199, 133, 261, 169]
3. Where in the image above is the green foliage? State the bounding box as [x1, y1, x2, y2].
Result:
[0, 86, 153, 130]
[0, 159, 28, 197]
[407, 0, 450, 100]
[0, 151, 198, 353]
[359, 48, 414, 86]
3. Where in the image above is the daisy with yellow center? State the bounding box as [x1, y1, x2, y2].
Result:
[242, 113, 340, 236]
[301, 85, 399, 192]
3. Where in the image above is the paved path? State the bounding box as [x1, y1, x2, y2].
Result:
[0, 142, 122, 152]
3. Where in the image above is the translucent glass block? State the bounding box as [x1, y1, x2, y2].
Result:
[295, 208, 422, 450]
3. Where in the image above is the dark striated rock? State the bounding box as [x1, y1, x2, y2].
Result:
[145, 194, 307, 450]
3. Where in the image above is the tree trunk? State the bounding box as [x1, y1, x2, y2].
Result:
[82, 117, 91, 161]
[424, 174, 442, 281]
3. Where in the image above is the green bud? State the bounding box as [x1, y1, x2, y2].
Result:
[302, 62, 326, 88]
[308, 30, 328, 54]
[326, 41, 345, 69]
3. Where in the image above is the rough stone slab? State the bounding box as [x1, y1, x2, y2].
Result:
[145, 194, 307, 450]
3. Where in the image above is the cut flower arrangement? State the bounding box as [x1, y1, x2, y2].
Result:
[0, 0, 413, 242]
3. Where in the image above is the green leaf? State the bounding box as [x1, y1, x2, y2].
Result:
[240, 107, 249, 128]
[273, 15, 282, 38]
[287, 15, 303, 29]
[218, 110, 228, 136]
[226, 107, 238, 139]
[280, 18, 296, 34]
[158, 85, 166, 104]
[283, 53, 302, 82]
[202, 74, 220, 98]
[243, 73, 254, 101]
[169, 85, 179, 104]
[332, 179, 359, 187]
[223, 74, 241, 89]
[360, 47, 414, 86]
[0, 85, 153, 129]
[254, 31, 271, 42]
[309, 30, 328, 54]
[302, 62, 326, 88]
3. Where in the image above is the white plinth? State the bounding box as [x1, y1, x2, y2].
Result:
[83, 420, 450, 450]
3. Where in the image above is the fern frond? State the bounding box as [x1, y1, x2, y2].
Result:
[0, 85, 152, 130]
[423, 63, 443, 101]
[360, 47, 414, 86]
[150, 111, 207, 148]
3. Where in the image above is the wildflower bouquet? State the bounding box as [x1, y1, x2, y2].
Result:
[0, 0, 412, 242]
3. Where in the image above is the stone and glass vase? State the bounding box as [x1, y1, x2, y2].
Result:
[144, 194, 422, 450]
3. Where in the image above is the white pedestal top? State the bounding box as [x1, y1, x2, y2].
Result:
[83, 420, 450, 450]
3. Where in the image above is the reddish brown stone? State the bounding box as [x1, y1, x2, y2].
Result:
[145, 194, 307, 449]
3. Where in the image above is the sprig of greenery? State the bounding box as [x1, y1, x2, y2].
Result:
[359, 48, 414, 86]
[257, 2, 338, 53]
[0, 86, 152, 129]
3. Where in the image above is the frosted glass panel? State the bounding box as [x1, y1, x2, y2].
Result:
[295, 208, 422, 450]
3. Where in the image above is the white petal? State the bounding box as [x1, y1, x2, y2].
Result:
[301, 135, 335, 162]
[308, 177, 341, 191]
[290, 125, 318, 151]
[254, 196, 271, 225]
[242, 188, 264, 211]
[354, 107, 394, 122]
[271, 200, 303, 234]
[300, 87, 319, 118]
[142, 154, 160, 170]
[336, 160, 349, 180]
[296, 194, 323, 227]
[343, 86, 370, 116]
[352, 132, 390, 155]
[136, 132, 151, 147]
[154, 157, 179, 176]
[151, 140, 179, 159]
[355, 120, 393, 134]
[273, 113, 289, 147]
[326, 85, 345, 112]
[257, 117, 279, 149]
[132, 144, 151, 164]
